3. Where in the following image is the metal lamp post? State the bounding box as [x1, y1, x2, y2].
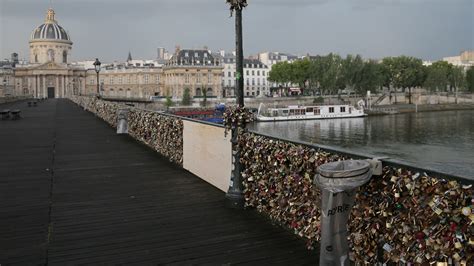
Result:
[2, 77, 7, 97]
[225, 0, 247, 208]
[93, 58, 101, 97]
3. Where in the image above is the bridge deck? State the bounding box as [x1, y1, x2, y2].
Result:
[0, 99, 317, 265]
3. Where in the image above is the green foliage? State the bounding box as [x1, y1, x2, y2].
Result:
[424, 62, 450, 92]
[382, 56, 425, 89]
[340, 54, 364, 91]
[181, 88, 191, 106]
[467, 67, 474, 92]
[313, 96, 324, 104]
[355, 60, 385, 95]
[201, 88, 208, 107]
[449, 66, 466, 91]
[268, 61, 293, 88]
[165, 96, 174, 110]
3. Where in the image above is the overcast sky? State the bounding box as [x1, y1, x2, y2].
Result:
[0, 0, 472, 63]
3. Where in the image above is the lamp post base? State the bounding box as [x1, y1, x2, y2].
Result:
[225, 188, 245, 209]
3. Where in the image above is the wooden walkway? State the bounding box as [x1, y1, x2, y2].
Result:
[0, 99, 318, 265]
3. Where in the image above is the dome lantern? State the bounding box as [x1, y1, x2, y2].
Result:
[30, 8, 72, 43]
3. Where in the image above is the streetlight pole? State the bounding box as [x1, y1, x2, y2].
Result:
[93, 58, 101, 98]
[2, 77, 6, 97]
[225, 0, 247, 208]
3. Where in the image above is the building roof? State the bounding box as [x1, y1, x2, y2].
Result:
[168, 49, 219, 66]
[244, 59, 267, 68]
[30, 9, 71, 42]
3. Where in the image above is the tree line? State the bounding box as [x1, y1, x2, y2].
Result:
[268, 54, 474, 98]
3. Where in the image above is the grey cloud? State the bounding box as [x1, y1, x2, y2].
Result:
[1, 0, 472, 62]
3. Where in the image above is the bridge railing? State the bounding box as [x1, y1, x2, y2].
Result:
[68, 96, 473, 265]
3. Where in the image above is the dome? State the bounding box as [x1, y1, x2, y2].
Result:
[30, 9, 71, 42]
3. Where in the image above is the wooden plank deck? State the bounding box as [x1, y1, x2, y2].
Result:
[0, 99, 318, 265]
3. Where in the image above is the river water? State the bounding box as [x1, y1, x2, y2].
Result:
[250, 110, 474, 179]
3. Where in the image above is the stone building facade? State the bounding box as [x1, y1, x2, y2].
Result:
[220, 52, 269, 98]
[84, 61, 163, 99]
[163, 49, 223, 99]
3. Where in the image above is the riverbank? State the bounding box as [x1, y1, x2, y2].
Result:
[368, 103, 474, 115]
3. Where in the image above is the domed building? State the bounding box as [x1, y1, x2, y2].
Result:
[30, 8, 72, 65]
[14, 8, 86, 98]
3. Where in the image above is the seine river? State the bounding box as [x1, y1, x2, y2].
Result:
[250, 110, 474, 179]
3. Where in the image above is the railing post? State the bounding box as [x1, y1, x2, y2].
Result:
[117, 108, 129, 134]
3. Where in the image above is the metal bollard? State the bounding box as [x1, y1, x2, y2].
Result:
[117, 108, 129, 134]
[313, 160, 374, 266]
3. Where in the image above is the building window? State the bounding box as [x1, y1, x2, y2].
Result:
[207, 88, 213, 96]
[262, 71, 265, 76]
[228, 72, 231, 77]
[63, 51, 67, 63]
[185, 73, 190, 84]
[207, 73, 212, 84]
[329, 107, 334, 113]
[195, 88, 202, 96]
[144, 74, 149, 84]
[126, 76, 130, 84]
[257, 70, 260, 76]
[110, 76, 114, 85]
[252, 78, 255, 85]
[35, 54, 38, 63]
[47, 49, 55, 62]
[246, 79, 249, 86]
[156, 75, 160, 83]
[197, 73, 201, 84]
[252, 70, 255, 75]
[118, 76, 122, 84]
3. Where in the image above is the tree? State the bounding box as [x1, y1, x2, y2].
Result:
[424, 61, 450, 92]
[449, 66, 466, 91]
[164, 96, 174, 111]
[382, 56, 425, 104]
[318, 53, 343, 95]
[201, 88, 208, 107]
[340, 54, 364, 92]
[450, 66, 466, 104]
[290, 59, 311, 94]
[355, 60, 385, 95]
[269, 61, 293, 89]
[467, 67, 474, 92]
[181, 88, 192, 106]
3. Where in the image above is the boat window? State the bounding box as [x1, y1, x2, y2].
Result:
[314, 108, 320, 115]
[282, 109, 289, 116]
[272, 110, 278, 117]
[340, 106, 346, 112]
[329, 107, 335, 113]
[306, 107, 313, 113]
[289, 109, 295, 115]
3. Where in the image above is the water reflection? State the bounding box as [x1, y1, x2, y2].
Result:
[250, 110, 474, 179]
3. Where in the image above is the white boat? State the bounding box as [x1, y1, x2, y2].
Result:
[256, 102, 366, 122]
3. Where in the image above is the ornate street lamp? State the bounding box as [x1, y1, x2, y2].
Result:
[93, 58, 101, 97]
[2, 76, 7, 97]
[225, 0, 247, 208]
